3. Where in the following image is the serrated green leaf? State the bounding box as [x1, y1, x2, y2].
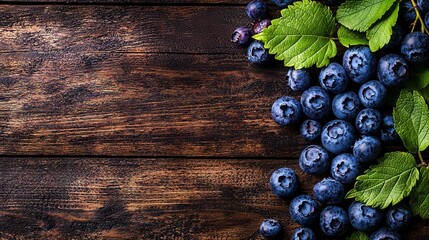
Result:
[254, 0, 336, 69]
[337, 25, 369, 47]
[393, 90, 429, 153]
[410, 167, 429, 219]
[346, 152, 419, 209]
[347, 231, 369, 240]
[336, 0, 396, 32]
[366, 1, 399, 52]
[407, 61, 429, 90]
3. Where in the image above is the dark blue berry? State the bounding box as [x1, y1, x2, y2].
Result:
[246, 0, 267, 20]
[386, 205, 411, 231]
[355, 108, 382, 135]
[271, 96, 302, 126]
[289, 195, 320, 226]
[300, 86, 331, 120]
[313, 178, 345, 205]
[253, 19, 271, 34]
[272, 0, 296, 8]
[370, 227, 401, 240]
[383, 24, 404, 51]
[319, 206, 349, 236]
[358, 80, 387, 109]
[425, 12, 429, 29]
[270, 167, 298, 198]
[401, 32, 429, 63]
[321, 120, 357, 154]
[291, 227, 316, 240]
[380, 115, 400, 142]
[400, 1, 417, 26]
[300, 120, 322, 141]
[342, 46, 377, 84]
[299, 145, 330, 175]
[377, 54, 409, 87]
[319, 62, 349, 94]
[349, 201, 383, 232]
[332, 91, 361, 120]
[287, 68, 311, 92]
[353, 135, 381, 163]
[260, 219, 282, 239]
[417, 0, 429, 13]
[231, 27, 252, 46]
[247, 40, 270, 64]
[330, 153, 361, 185]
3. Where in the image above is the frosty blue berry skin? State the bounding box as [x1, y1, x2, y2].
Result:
[289, 195, 320, 226]
[370, 227, 401, 240]
[271, 0, 297, 8]
[319, 62, 349, 94]
[313, 178, 345, 205]
[401, 32, 429, 63]
[287, 68, 311, 92]
[259, 219, 282, 239]
[386, 205, 411, 231]
[332, 91, 361, 120]
[319, 206, 349, 236]
[380, 115, 400, 142]
[271, 96, 302, 126]
[290, 227, 316, 240]
[299, 145, 330, 175]
[348, 201, 383, 232]
[246, 0, 267, 20]
[321, 120, 357, 154]
[300, 86, 331, 120]
[330, 153, 361, 185]
[300, 120, 322, 141]
[377, 54, 409, 87]
[355, 108, 382, 135]
[231, 27, 252, 46]
[269, 167, 298, 199]
[247, 40, 270, 64]
[358, 80, 387, 109]
[353, 135, 381, 163]
[342, 46, 377, 84]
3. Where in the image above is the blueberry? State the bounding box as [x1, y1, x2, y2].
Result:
[247, 40, 270, 64]
[332, 91, 361, 120]
[380, 114, 400, 142]
[313, 178, 345, 205]
[426, 12, 429, 29]
[246, 0, 267, 20]
[319, 206, 349, 236]
[300, 120, 322, 141]
[289, 195, 320, 226]
[231, 27, 252, 46]
[355, 108, 382, 135]
[417, 0, 429, 13]
[287, 68, 311, 92]
[319, 63, 349, 93]
[382, 24, 404, 51]
[400, 1, 417, 26]
[253, 19, 271, 34]
[290, 227, 316, 240]
[349, 201, 383, 232]
[270, 167, 298, 198]
[342, 46, 377, 84]
[299, 145, 330, 175]
[358, 80, 387, 108]
[272, 0, 296, 8]
[386, 205, 411, 231]
[260, 219, 282, 239]
[321, 120, 357, 154]
[300, 86, 331, 120]
[401, 32, 429, 63]
[330, 153, 361, 185]
[370, 227, 401, 240]
[377, 54, 409, 87]
[271, 96, 302, 126]
[353, 135, 381, 163]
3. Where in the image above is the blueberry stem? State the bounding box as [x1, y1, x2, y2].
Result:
[418, 151, 427, 166]
[410, 0, 429, 34]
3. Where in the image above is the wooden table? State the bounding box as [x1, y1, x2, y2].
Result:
[0, 1, 427, 239]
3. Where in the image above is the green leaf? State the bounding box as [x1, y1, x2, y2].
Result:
[336, 0, 396, 32]
[346, 152, 419, 209]
[347, 231, 369, 240]
[410, 167, 429, 219]
[254, 0, 336, 69]
[393, 90, 429, 153]
[366, 1, 400, 52]
[337, 25, 369, 47]
[407, 61, 429, 90]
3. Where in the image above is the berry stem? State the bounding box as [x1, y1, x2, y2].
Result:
[410, 0, 429, 34]
[418, 151, 427, 166]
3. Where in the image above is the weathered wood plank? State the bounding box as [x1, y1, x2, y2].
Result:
[0, 5, 268, 54]
[0, 157, 425, 240]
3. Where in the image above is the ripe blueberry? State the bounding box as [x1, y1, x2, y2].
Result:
[313, 178, 345, 205]
[386, 205, 411, 231]
[300, 86, 331, 120]
[231, 27, 252, 46]
[289, 195, 320, 226]
[358, 80, 387, 108]
[348, 201, 383, 232]
[380, 114, 400, 142]
[353, 135, 381, 163]
[319, 62, 349, 94]
[270, 167, 298, 198]
[259, 219, 282, 239]
[253, 19, 271, 34]
[247, 40, 270, 64]
[332, 91, 361, 120]
[321, 120, 357, 154]
[401, 32, 429, 63]
[271, 96, 302, 126]
[246, 0, 267, 20]
[300, 120, 322, 142]
[287, 68, 311, 92]
[342, 46, 376, 84]
[271, 0, 297, 8]
[319, 206, 349, 236]
[299, 145, 330, 175]
[355, 108, 382, 135]
[377, 54, 409, 87]
[291, 227, 316, 240]
[330, 153, 361, 185]
[370, 227, 401, 240]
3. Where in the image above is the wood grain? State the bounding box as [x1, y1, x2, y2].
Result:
[0, 157, 425, 240]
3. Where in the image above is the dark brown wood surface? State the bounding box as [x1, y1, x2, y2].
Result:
[0, 2, 427, 240]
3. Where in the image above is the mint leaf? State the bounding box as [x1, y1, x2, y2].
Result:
[410, 167, 429, 219]
[347, 231, 369, 240]
[366, 1, 399, 52]
[337, 25, 369, 47]
[254, 0, 336, 69]
[346, 152, 419, 209]
[336, 0, 396, 32]
[393, 90, 429, 153]
[407, 61, 429, 90]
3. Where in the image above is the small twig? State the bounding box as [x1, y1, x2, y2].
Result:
[418, 151, 427, 166]
[410, 0, 429, 34]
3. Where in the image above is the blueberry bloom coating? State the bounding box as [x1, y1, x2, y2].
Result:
[271, 96, 302, 126]
[401, 32, 429, 63]
[332, 91, 361, 120]
[321, 120, 357, 154]
[247, 40, 270, 64]
[425, 12, 429, 30]
[272, 0, 297, 8]
[259, 219, 282, 239]
[400, 1, 416, 25]
[349, 201, 383, 232]
[358, 80, 387, 108]
[299, 145, 330, 175]
[287, 68, 311, 92]
[290, 227, 316, 240]
[313, 178, 345, 205]
[330, 153, 361, 185]
[370, 227, 401, 240]
[300, 120, 322, 142]
[380, 115, 399, 142]
[377, 54, 409, 87]
[270, 167, 298, 199]
[246, 0, 267, 20]
[386, 205, 411, 231]
[231, 27, 252, 46]
[355, 108, 382, 135]
[289, 195, 320, 226]
[417, 0, 429, 12]
[319, 62, 349, 94]
[319, 206, 349, 236]
[353, 135, 381, 163]
[253, 19, 271, 34]
[300, 86, 331, 120]
[342, 46, 376, 84]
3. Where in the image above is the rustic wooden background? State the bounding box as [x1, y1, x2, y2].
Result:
[0, 0, 427, 239]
